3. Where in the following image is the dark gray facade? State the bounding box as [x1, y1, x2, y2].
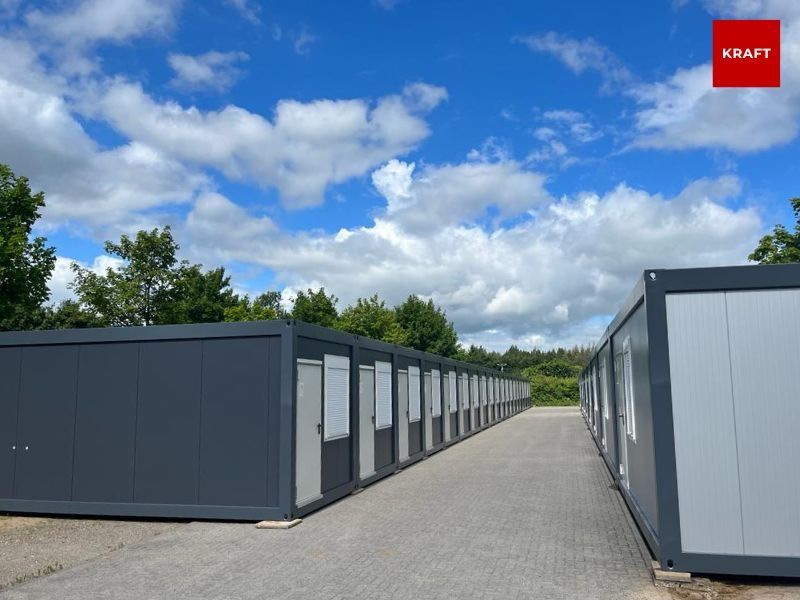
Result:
[581, 264, 800, 578]
[0, 320, 530, 522]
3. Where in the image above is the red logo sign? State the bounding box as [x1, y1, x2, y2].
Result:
[713, 20, 780, 87]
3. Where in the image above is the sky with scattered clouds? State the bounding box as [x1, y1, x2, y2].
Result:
[1, 0, 798, 349]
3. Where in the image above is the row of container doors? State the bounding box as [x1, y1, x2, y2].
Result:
[295, 355, 529, 510]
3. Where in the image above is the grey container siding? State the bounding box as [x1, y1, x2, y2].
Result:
[582, 264, 800, 578]
[598, 343, 617, 472]
[0, 320, 292, 521]
[610, 303, 659, 537]
[0, 319, 530, 522]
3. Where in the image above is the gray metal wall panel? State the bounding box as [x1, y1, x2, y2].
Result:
[612, 304, 659, 534]
[0, 347, 20, 499]
[72, 343, 139, 503]
[134, 340, 202, 505]
[726, 289, 800, 558]
[266, 336, 282, 508]
[666, 292, 744, 555]
[199, 337, 271, 507]
[321, 437, 351, 493]
[14, 345, 79, 501]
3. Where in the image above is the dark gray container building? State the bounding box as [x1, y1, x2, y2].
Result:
[580, 264, 800, 578]
[0, 320, 529, 522]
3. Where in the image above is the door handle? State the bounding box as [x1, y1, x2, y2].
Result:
[371, 415, 375, 424]
[317, 423, 322, 434]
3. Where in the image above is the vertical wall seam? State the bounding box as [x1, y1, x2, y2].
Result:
[263, 338, 270, 507]
[723, 292, 747, 555]
[196, 341, 205, 505]
[131, 343, 141, 503]
[69, 346, 81, 501]
[11, 348, 24, 498]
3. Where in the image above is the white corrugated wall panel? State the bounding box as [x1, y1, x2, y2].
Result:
[726, 289, 800, 558]
[666, 292, 744, 555]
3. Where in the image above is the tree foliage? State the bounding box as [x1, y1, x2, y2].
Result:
[159, 266, 238, 324]
[225, 291, 286, 322]
[394, 295, 459, 357]
[749, 198, 800, 264]
[0, 164, 56, 331]
[525, 372, 580, 406]
[292, 288, 339, 327]
[71, 227, 183, 326]
[39, 300, 106, 330]
[336, 294, 407, 345]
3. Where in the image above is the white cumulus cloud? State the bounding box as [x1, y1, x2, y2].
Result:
[97, 80, 447, 208]
[168, 50, 249, 92]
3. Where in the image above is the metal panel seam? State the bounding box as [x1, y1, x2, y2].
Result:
[69, 346, 82, 501]
[723, 292, 748, 553]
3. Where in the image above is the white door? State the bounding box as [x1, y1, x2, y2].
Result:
[359, 366, 375, 479]
[442, 372, 450, 442]
[423, 372, 433, 451]
[296, 360, 322, 507]
[398, 370, 409, 461]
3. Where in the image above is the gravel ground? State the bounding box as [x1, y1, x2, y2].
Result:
[0, 515, 182, 590]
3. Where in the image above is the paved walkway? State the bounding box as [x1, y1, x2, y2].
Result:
[2, 407, 667, 600]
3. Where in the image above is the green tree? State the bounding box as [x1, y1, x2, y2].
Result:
[337, 294, 407, 344]
[71, 226, 183, 326]
[225, 291, 286, 322]
[749, 198, 800, 264]
[292, 288, 338, 327]
[525, 372, 580, 406]
[0, 164, 56, 330]
[158, 265, 237, 324]
[531, 359, 581, 379]
[394, 295, 458, 357]
[455, 344, 497, 368]
[39, 300, 105, 329]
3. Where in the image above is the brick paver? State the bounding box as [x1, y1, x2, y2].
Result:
[1, 407, 668, 600]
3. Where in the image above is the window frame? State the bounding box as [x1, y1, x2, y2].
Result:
[622, 336, 637, 441]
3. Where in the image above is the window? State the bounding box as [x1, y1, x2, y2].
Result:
[480, 376, 488, 406]
[471, 375, 479, 408]
[324, 354, 350, 441]
[489, 376, 494, 405]
[461, 373, 469, 410]
[431, 369, 442, 417]
[623, 337, 636, 441]
[600, 360, 609, 421]
[408, 365, 421, 422]
[448, 371, 458, 413]
[375, 361, 393, 429]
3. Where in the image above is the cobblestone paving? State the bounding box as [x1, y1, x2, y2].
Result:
[2, 407, 669, 600]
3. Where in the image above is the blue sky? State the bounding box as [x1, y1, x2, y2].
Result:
[1, 0, 798, 348]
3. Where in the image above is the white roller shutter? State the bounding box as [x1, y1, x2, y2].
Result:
[431, 369, 442, 417]
[375, 360, 393, 429]
[408, 365, 421, 422]
[448, 371, 458, 413]
[324, 354, 350, 441]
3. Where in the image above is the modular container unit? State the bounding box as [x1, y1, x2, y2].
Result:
[0, 319, 530, 522]
[580, 265, 800, 578]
